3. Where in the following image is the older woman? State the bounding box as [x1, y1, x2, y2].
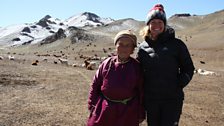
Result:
[87, 30, 145, 126]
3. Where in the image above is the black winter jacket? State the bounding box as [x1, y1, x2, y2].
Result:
[136, 27, 195, 103]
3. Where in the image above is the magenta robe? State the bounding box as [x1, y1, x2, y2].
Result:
[87, 56, 145, 126]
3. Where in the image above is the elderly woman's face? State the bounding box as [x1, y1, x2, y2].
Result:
[115, 37, 135, 59]
[148, 19, 165, 40]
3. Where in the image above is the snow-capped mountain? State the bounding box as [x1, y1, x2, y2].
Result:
[65, 12, 114, 28]
[0, 15, 66, 47]
[0, 12, 114, 47]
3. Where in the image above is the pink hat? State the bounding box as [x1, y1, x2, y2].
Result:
[145, 4, 167, 25]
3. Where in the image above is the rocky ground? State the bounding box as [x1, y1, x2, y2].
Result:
[0, 42, 223, 126]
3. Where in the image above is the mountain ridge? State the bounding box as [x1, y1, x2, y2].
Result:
[0, 12, 114, 47]
[0, 9, 223, 47]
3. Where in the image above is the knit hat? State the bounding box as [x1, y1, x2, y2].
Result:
[145, 4, 167, 25]
[114, 30, 137, 47]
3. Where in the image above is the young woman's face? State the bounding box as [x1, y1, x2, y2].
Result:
[115, 37, 135, 59]
[148, 19, 165, 40]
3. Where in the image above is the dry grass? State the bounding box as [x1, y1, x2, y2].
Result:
[0, 10, 224, 125]
[1, 40, 224, 126]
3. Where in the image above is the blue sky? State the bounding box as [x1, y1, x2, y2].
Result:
[0, 0, 223, 27]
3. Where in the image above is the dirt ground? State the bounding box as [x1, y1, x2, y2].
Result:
[0, 48, 223, 126]
[1, 8, 224, 126]
[0, 56, 93, 126]
[0, 31, 224, 126]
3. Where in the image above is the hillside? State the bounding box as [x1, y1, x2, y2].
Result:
[0, 10, 224, 126]
[167, 10, 224, 72]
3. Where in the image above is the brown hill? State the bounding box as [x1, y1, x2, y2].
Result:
[0, 10, 223, 126]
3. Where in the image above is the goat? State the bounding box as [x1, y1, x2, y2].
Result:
[195, 68, 215, 76]
[32, 60, 39, 66]
[84, 60, 97, 70]
[58, 58, 68, 66]
[8, 55, 15, 60]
